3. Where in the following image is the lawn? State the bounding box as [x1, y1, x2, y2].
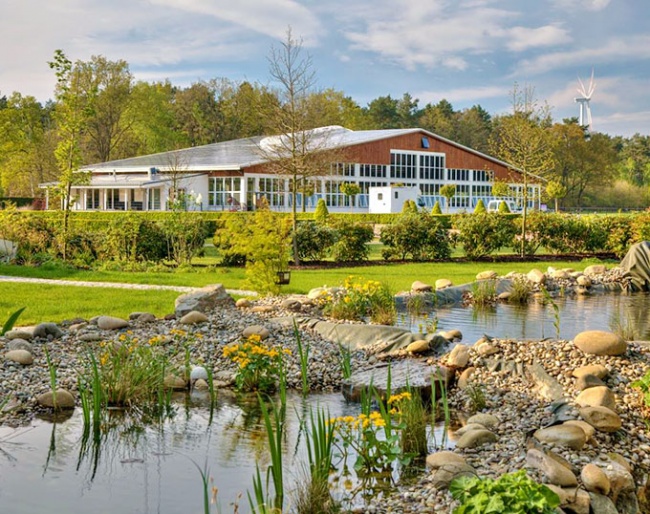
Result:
[0, 256, 611, 325]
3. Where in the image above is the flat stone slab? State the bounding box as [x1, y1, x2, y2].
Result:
[341, 359, 453, 403]
[527, 362, 565, 401]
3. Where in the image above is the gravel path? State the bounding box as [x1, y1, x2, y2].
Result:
[0, 275, 257, 296]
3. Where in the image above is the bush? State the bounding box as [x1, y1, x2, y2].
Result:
[601, 215, 633, 258]
[498, 200, 511, 213]
[213, 215, 251, 266]
[453, 213, 516, 260]
[380, 212, 451, 261]
[330, 220, 373, 262]
[323, 276, 396, 324]
[294, 221, 337, 261]
[314, 199, 329, 224]
[431, 201, 442, 215]
[523, 213, 607, 255]
[473, 199, 486, 214]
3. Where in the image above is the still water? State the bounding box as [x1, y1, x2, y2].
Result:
[400, 291, 650, 344]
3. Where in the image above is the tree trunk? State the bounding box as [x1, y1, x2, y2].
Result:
[291, 177, 300, 266]
[520, 173, 528, 258]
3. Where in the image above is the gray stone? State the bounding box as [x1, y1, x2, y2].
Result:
[5, 349, 34, 365]
[466, 413, 500, 429]
[601, 460, 635, 502]
[551, 270, 570, 279]
[456, 429, 497, 449]
[447, 344, 470, 368]
[439, 329, 462, 342]
[214, 370, 235, 387]
[190, 366, 209, 381]
[435, 278, 453, 290]
[193, 379, 209, 391]
[477, 342, 499, 357]
[584, 264, 607, 276]
[527, 362, 565, 401]
[533, 424, 586, 450]
[546, 485, 591, 514]
[527, 268, 546, 284]
[179, 311, 209, 325]
[455, 423, 490, 436]
[235, 298, 251, 308]
[4, 329, 34, 340]
[425, 451, 466, 469]
[589, 493, 618, 514]
[579, 406, 622, 433]
[97, 316, 129, 330]
[575, 386, 616, 412]
[33, 322, 63, 339]
[36, 389, 75, 409]
[7, 338, 33, 353]
[341, 360, 453, 403]
[563, 420, 596, 440]
[411, 280, 433, 293]
[573, 364, 608, 379]
[577, 275, 592, 287]
[79, 332, 102, 342]
[581, 463, 611, 495]
[242, 325, 270, 340]
[616, 490, 640, 514]
[526, 449, 577, 487]
[164, 374, 187, 390]
[174, 284, 234, 317]
[476, 270, 498, 280]
[457, 367, 476, 390]
[137, 313, 156, 323]
[575, 374, 606, 391]
[406, 339, 432, 354]
[280, 298, 303, 311]
[574, 331, 627, 356]
[430, 463, 476, 490]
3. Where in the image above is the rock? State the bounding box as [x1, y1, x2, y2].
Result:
[5, 349, 34, 365]
[430, 462, 476, 490]
[579, 406, 622, 433]
[526, 449, 577, 487]
[137, 313, 156, 323]
[33, 322, 64, 339]
[242, 325, 270, 340]
[546, 485, 591, 514]
[607, 453, 632, 473]
[457, 367, 476, 390]
[575, 374, 606, 391]
[573, 364, 608, 379]
[527, 269, 546, 284]
[476, 342, 499, 357]
[190, 366, 208, 381]
[563, 420, 596, 440]
[533, 425, 587, 450]
[577, 275, 592, 287]
[4, 329, 34, 340]
[455, 429, 497, 449]
[7, 338, 34, 353]
[280, 298, 303, 311]
[97, 316, 129, 330]
[439, 329, 462, 342]
[551, 270, 570, 280]
[179, 311, 209, 325]
[575, 386, 616, 412]
[174, 284, 234, 317]
[79, 332, 102, 342]
[425, 451, 466, 469]
[601, 460, 635, 502]
[36, 389, 75, 409]
[581, 463, 611, 495]
[476, 270, 498, 280]
[411, 280, 433, 293]
[447, 344, 470, 368]
[589, 493, 618, 514]
[406, 339, 432, 354]
[193, 378, 209, 391]
[341, 360, 453, 403]
[573, 331, 627, 356]
[164, 374, 187, 390]
[466, 413, 500, 430]
[616, 490, 640, 514]
[214, 370, 235, 387]
[527, 362, 565, 401]
[236, 298, 251, 308]
[584, 264, 607, 276]
[435, 279, 453, 290]
[497, 291, 512, 301]
[454, 423, 488, 436]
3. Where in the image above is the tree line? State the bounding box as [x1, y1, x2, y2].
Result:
[0, 51, 649, 210]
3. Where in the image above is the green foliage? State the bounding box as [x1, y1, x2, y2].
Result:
[1, 307, 25, 335]
[431, 201, 443, 215]
[450, 470, 560, 514]
[632, 369, 650, 409]
[453, 213, 516, 260]
[439, 184, 456, 212]
[491, 179, 511, 198]
[323, 276, 396, 325]
[294, 221, 337, 261]
[471, 280, 497, 306]
[340, 182, 361, 197]
[401, 199, 418, 214]
[498, 200, 511, 214]
[161, 211, 206, 266]
[509, 277, 533, 304]
[330, 220, 373, 262]
[380, 212, 451, 261]
[523, 212, 607, 255]
[473, 199, 487, 214]
[314, 198, 330, 224]
[601, 214, 634, 258]
[394, 390, 428, 458]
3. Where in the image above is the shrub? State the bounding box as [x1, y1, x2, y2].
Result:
[601, 215, 633, 258]
[380, 212, 451, 261]
[314, 199, 329, 224]
[498, 200, 511, 213]
[473, 199, 486, 214]
[330, 220, 373, 262]
[523, 213, 607, 255]
[323, 276, 396, 324]
[401, 199, 418, 214]
[213, 215, 251, 266]
[431, 201, 443, 215]
[453, 213, 516, 260]
[294, 221, 337, 261]
[160, 211, 206, 265]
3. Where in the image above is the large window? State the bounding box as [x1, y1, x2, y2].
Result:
[360, 164, 387, 178]
[148, 189, 161, 210]
[419, 154, 445, 180]
[257, 177, 285, 207]
[390, 152, 417, 179]
[86, 190, 100, 209]
[209, 177, 241, 209]
[106, 189, 122, 210]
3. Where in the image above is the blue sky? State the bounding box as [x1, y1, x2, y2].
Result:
[1, 0, 648, 137]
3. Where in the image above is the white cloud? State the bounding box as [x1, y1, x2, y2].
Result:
[505, 25, 572, 52]
[551, 0, 611, 12]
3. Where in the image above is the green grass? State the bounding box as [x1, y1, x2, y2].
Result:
[0, 257, 609, 325]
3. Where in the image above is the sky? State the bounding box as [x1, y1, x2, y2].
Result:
[0, 0, 648, 137]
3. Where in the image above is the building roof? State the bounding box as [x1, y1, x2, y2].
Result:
[82, 126, 524, 175]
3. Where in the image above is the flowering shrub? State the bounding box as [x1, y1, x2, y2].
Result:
[323, 276, 396, 325]
[222, 335, 290, 392]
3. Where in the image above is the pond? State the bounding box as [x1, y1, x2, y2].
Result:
[0, 391, 449, 514]
[399, 291, 650, 344]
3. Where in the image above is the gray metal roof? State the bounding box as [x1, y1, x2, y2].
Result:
[82, 126, 524, 175]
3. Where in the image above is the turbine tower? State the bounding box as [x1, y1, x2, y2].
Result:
[575, 70, 595, 131]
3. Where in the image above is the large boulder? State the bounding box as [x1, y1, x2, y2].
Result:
[5, 349, 34, 365]
[97, 316, 129, 330]
[526, 449, 577, 487]
[575, 386, 616, 412]
[455, 429, 497, 449]
[579, 406, 622, 433]
[573, 330, 627, 356]
[581, 463, 611, 495]
[533, 424, 586, 450]
[36, 389, 75, 409]
[411, 280, 433, 293]
[175, 284, 234, 317]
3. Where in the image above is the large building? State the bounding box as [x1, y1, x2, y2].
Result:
[43, 126, 542, 214]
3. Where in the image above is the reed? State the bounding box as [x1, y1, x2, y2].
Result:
[1, 306, 25, 335]
[471, 280, 497, 307]
[44, 346, 58, 411]
[338, 343, 352, 380]
[294, 319, 310, 396]
[540, 286, 561, 339]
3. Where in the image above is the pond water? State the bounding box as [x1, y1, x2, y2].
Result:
[0, 391, 447, 514]
[399, 291, 650, 344]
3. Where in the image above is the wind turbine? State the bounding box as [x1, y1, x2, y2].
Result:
[575, 70, 595, 132]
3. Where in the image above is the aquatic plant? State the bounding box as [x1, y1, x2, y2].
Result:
[323, 276, 396, 324]
[470, 280, 497, 307]
[294, 319, 310, 396]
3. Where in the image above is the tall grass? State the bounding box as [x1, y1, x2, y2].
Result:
[294, 319, 310, 396]
[540, 286, 561, 339]
[508, 277, 532, 304]
[44, 346, 58, 411]
[1, 306, 25, 335]
[470, 280, 497, 307]
[430, 370, 450, 450]
[398, 390, 428, 458]
[338, 343, 352, 380]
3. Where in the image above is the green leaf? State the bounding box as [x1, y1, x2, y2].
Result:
[1, 306, 25, 336]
